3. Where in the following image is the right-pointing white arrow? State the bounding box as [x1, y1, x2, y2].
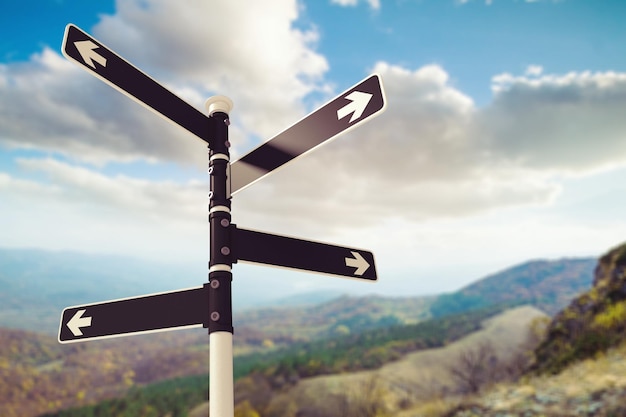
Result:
[337, 91, 373, 123]
[67, 309, 92, 336]
[74, 40, 107, 69]
[345, 251, 370, 276]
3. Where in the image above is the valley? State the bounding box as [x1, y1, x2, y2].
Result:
[257, 305, 548, 417]
[0, 246, 615, 417]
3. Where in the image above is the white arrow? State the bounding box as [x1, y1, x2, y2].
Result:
[67, 309, 92, 336]
[336, 91, 373, 123]
[345, 251, 370, 276]
[74, 40, 107, 69]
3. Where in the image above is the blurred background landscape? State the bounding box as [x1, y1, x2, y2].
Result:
[2, 0, 626, 415]
[3, 242, 626, 416]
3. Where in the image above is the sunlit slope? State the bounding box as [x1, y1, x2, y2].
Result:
[258, 306, 547, 416]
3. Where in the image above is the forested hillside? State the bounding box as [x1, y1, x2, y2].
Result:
[234, 293, 435, 343]
[29, 305, 510, 417]
[238, 304, 509, 387]
[430, 258, 595, 317]
[0, 328, 209, 417]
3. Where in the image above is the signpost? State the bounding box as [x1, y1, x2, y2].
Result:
[62, 24, 211, 143]
[230, 74, 386, 194]
[58, 286, 208, 343]
[233, 226, 377, 280]
[59, 23, 387, 417]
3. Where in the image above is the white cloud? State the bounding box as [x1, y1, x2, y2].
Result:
[231, 63, 626, 241]
[458, 0, 562, 5]
[330, 0, 381, 10]
[15, 157, 205, 218]
[1, 158, 208, 262]
[3, 53, 626, 291]
[525, 65, 544, 77]
[486, 69, 626, 172]
[1, 0, 624, 282]
[93, 0, 329, 149]
[0, 0, 328, 166]
[3, 156, 623, 296]
[456, 0, 494, 5]
[4, 37, 626, 239]
[331, 0, 358, 6]
[0, 47, 209, 167]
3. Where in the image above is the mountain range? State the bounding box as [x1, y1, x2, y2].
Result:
[0, 247, 208, 334]
[431, 257, 597, 317]
[0, 246, 602, 417]
[0, 246, 598, 337]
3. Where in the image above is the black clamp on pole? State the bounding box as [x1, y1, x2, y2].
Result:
[206, 96, 234, 335]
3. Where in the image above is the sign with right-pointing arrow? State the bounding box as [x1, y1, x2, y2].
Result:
[230, 74, 386, 194]
[233, 226, 377, 280]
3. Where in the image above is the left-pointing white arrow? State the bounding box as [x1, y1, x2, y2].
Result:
[67, 309, 92, 336]
[74, 40, 107, 69]
[337, 91, 373, 123]
[345, 251, 371, 276]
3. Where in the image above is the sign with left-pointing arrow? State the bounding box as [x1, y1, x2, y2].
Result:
[58, 285, 209, 343]
[74, 40, 107, 68]
[62, 24, 211, 143]
[232, 226, 377, 280]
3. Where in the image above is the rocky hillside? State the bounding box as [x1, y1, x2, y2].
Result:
[435, 241, 626, 417]
[529, 242, 626, 375]
[440, 340, 626, 417]
[262, 306, 547, 417]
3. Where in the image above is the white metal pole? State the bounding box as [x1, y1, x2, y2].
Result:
[210, 331, 234, 417]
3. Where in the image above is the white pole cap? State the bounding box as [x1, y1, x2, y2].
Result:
[205, 95, 234, 116]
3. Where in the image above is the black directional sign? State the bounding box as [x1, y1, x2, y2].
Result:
[62, 24, 211, 143]
[233, 226, 377, 280]
[58, 285, 209, 343]
[230, 74, 387, 194]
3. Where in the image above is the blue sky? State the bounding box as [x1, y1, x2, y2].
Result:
[1, 0, 626, 302]
[303, 0, 626, 105]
